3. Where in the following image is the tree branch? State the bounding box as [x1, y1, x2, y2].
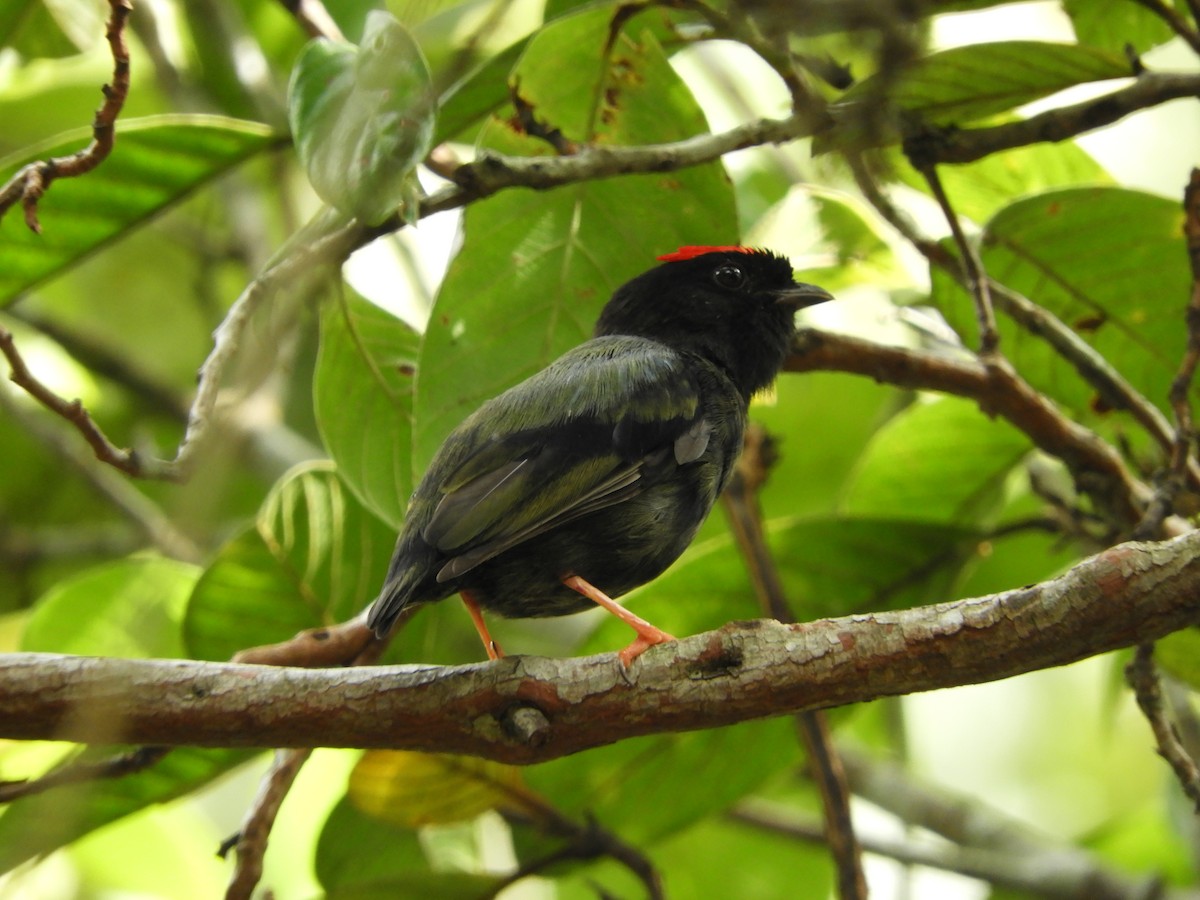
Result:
[2, 531, 1198, 760]
[1126, 644, 1200, 810]
[847, 152, 1200, 498]
[787, 329, 1170, 533]
[906, 71, 1200, 165]
[0, 0, 133, 232]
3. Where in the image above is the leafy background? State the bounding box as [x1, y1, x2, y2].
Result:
[1, 0, 1199, 897]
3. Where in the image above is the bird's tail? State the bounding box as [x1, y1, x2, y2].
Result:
[366, 538, 439, 638]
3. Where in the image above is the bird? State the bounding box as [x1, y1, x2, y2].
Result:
[366, 246, 833, 665]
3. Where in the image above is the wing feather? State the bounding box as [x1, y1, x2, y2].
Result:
[416, 336, 704, 580]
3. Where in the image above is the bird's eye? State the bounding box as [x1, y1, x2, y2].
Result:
[712, 264, 746, 290]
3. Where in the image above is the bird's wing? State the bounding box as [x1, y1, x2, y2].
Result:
[419, 337, 708, 582]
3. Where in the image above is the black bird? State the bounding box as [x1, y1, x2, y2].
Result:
[367, 246, 832, 664]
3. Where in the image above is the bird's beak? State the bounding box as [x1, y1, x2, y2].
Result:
[775, 282, 834, 310]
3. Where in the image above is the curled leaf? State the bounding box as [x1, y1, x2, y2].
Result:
[287, 11, 436, 225]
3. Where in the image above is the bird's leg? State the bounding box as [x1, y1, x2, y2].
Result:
[562, 575, 676, 666]
[460, 591, 504, 660]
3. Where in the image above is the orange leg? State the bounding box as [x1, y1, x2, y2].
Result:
[461, 591, 504, 660]
[563, 575, 676, 666]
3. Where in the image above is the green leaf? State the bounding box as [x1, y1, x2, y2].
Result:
[752, 371, 903, 523]
[315, 289, 421, 530]
[830, 41, 1130, 140]
[632, 813, 833, 899]
[316, 797, 503, 896]
[891, 135, 1110, 223]
[1063, 0, 1177, 54]
[317, 797, 428, 890]
[432, 37, 528, 144]
[0, 746, 252, 872]
[184, 462, 396, 660]
[840, 394, 1031, 526]
[288, 12, 436, 225]
[22, 557, 199, 658]
[524, 718, 801, 847]
[0, 116, 279, 304]
[931, 187, 1189, 423]
[0, 0, 80, 58]
[411, 7, 737, 471]
[1155, 628, 1200, 690]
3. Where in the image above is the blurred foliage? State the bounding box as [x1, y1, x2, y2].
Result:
[1, 0, 1198, 897]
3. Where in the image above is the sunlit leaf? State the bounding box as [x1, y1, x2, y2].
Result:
[22, 557, 198, 658]
[1063, 0, 1177, 54]
[0, 746, 252, 872]
[0, 116, 280, 304]
[840, 394, 1031, 526]
[288, 11, 436, 224]
[350, 751, 526, 827]
[827, 41, 1130, 149]
[891, 135, 1111, 223]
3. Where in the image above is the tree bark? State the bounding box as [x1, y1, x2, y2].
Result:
[2, 532, 1198, 763]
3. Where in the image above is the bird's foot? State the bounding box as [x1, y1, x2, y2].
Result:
[562, 575, 676, 667]
[617, 629, 675, 668]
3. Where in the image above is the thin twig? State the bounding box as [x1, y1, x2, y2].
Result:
[848, 153, 1200, 507]
[722, 425, 867, 900]
[899, 71, 1200, 164]
[1133, 169, 1200, 538]
[0, 326, 164, 478]
[911, 157, 998, 355]
[852, 152, 1186, 467]
[5, 309, 188, 421]
[231, 614, 380, 667]
[731, 796, 1186, 899]
[0, 746, 168, 803]
[0, 0, 133, 232]
[222, 748, 313, 900]
[1126, 644, 1200, 810]
[0, 386, 202, 561]
[496, 791, 664, 900]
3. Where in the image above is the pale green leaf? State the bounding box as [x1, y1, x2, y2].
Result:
[22, 557, 198, 658]
[0, 116, 279, 304]
[288, 11, 435, 224]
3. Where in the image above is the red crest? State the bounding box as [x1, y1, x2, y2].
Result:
[656, 245, 753, 262]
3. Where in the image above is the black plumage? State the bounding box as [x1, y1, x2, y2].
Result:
[367, 246, 832, 663]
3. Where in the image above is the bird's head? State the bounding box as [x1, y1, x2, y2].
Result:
[594, 246, 833, 399]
